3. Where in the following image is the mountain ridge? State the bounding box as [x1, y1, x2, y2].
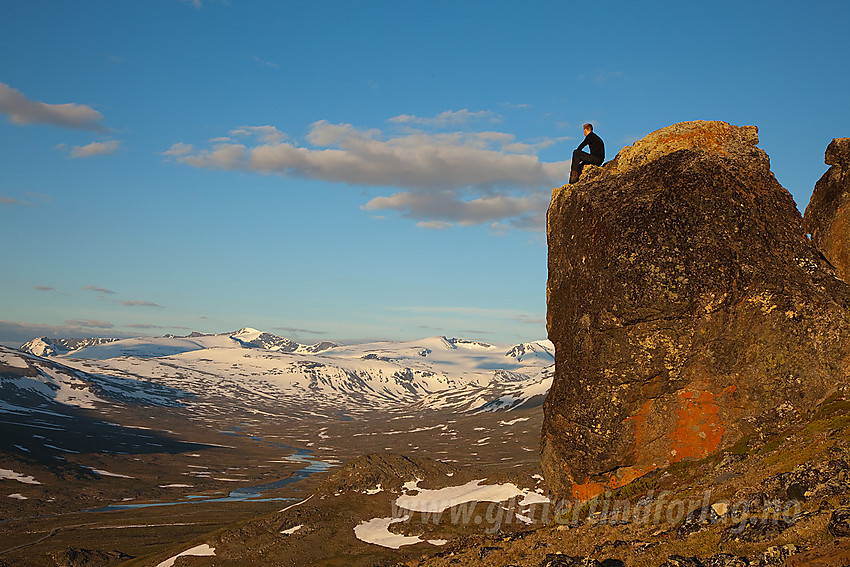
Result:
[14, 328, 554, 415]
[19, 327, 538, 361]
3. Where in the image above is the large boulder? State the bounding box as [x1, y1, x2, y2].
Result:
[803, 138, 850, 281]
[542, 120, 850, 500]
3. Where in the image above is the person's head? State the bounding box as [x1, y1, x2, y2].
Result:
[583, 123, 593, 136]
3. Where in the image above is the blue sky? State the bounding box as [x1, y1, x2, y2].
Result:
[1, 0, 848, 346]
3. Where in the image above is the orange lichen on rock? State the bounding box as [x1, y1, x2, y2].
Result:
[567, 388, 730, 500]
[566, 462, 657, 502]
[669, 389, 725, 462]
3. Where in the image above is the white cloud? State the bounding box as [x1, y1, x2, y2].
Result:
[388, 109, 502, 128]
[416, 220, 453, 230]
[231, 125, 286, 144]
[0, 82, 106, 131]
[363, 188, 551, 231]
[502, 136, 572, 155]
[162, 142, 195, 157]
[176, 120, 569, 191]
[305, 121, 381, 146]
[68, 140, 120, 158]
[182, 142, 247, 170]
[170, 115, 571, 231]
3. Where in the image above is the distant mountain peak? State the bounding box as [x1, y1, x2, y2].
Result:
[233, 327, 262, 335]
[19, 336, 119, 357]
[230, 329, 299, 352]
[505, 341, 555, 363]
[13, 331, 553, 413]
[447, 337, 494, 349]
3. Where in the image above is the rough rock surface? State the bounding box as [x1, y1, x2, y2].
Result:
[828, 506, 850, 537]
[804, 138, 850, 281]
[317, 452, 457, 495]
[543, 120, 850, 500]
[50, 548, 133, 567]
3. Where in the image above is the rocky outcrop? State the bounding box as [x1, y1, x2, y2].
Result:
[51, 547, 133, 567]
[804, 138, 850, 281]
[828, 507, 850, 537]
[317, 453, 457, 495]
[542, 120, 850, 500]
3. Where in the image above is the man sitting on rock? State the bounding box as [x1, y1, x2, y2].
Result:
[570, 123, 605, 183]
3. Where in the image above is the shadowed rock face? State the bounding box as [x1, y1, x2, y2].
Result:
[804, 138, 850, 281]
[543, 121, 850, 500]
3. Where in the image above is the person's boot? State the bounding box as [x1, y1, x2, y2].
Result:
[569, 170, 579, 184]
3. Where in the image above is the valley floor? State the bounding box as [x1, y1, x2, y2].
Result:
[0, 388, 544, 566]
[5, 339, 850, 567]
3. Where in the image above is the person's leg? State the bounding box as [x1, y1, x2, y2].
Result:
[572, 150, 595, 170]
[571, 149, 588, 170]
[571, 149, 594, 183]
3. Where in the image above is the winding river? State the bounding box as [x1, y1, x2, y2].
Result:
[83, 426, 333, 513]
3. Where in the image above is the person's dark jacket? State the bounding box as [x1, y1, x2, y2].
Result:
[577, 132, 605, 162]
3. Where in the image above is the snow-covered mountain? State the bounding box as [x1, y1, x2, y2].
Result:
[0, 346, 184, 416]
[16, 328, 553, 415]
[20, 328, 335, 360]
[19, 336, 120, 357]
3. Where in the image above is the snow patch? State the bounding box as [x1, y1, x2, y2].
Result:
[354, 516, 423, 549]
[0, 352, 29, 369]
[89, 468, 136, 479]
[0, 469, 40, 485]
[279, 494, 313, 513]
[280, 524, 303, 535]
[355, 479, 550, 549]
[518, 492, 550, 506]
[155, 544, 216, 567]
[499, 417, 530, 426]
[396, 479, 535, 513]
